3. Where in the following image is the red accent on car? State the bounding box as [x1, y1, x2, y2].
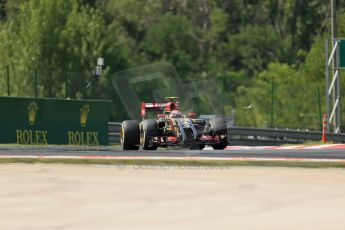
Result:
[200, 134, 213, 141]
[188, 112, 196, 118]
[141, 102, 146, 118]
[157, 114, 165, 119]
[213, 135, 220, 141]
[167, 136, 178, 143]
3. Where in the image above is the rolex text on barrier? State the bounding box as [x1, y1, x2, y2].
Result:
[0, 97, 111, 145]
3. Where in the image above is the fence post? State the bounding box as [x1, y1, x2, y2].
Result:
[322, 114, 328, 143]
[91, 83, 94, 99]
[170, 75, 173, 96]
[7, 65, 10, 96]
[35, 69, 38, 98]
[222, 76, 225, 116]
[196, 82, 199, 114]
[64, 71, 67, 99]
[143, 75, 146, 101]
[317, 85, 322, 130]
[270, 78, 274, 127]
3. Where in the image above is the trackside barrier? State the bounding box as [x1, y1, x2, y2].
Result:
[0, 96, 112, 145]
[227, 126, 345, 146]
[108, 122, 345, 146]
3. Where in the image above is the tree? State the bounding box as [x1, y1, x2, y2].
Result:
[141, 13, 199, 77]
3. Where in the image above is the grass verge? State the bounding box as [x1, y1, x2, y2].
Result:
[0, 158, 345, 168]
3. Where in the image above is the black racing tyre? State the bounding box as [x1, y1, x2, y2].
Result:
[209, 117, 228, 150]
[141, 119, 159, 150]
[212, 141, 228, 150]
[121, 120, 140, 150]
[190, 144, 205, 150]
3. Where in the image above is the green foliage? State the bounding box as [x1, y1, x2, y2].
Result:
[236, 63, 321, 129]
[0, 0, 129, 115]
[227, 25, 292, 74]
[141, 13, 199, 76]
[0, 0, 344, 127]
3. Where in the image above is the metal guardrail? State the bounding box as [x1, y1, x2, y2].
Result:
[228, 127, 345, 146]
[108, 122, 345, 146]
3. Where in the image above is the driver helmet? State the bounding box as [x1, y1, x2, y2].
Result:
[169, 109, 182, 118]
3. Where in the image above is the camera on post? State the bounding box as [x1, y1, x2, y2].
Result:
[86, 57, 104, 89]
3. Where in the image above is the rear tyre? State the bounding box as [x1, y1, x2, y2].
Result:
[190, 144, 205, 150]
[209, 117, 228, 150]
[141, 119, 159, 150]
[121, 120, 140, 150]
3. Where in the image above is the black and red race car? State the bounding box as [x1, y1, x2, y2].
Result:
[120, 97, 228, 150]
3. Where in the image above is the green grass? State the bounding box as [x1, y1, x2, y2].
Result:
[282, 141, 335, 146]
[301, 141, 334, 145]
[0, 158, 345, 168]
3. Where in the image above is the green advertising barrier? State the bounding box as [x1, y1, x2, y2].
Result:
[0, 97, 112, 145]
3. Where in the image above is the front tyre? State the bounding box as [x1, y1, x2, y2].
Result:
[190, 144, 205, 150]
[209, 117, 228, 150]
[121, 120, 140, 150]
[141, 119, 159, 150]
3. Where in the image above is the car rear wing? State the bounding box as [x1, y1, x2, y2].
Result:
[141, 102, 166, 118]
[141, 101, 180, 118]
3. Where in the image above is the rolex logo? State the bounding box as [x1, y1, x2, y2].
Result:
[80, 104, 90, 127]
[28, 102, 38, 126]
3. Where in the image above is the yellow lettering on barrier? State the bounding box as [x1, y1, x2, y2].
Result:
[87, 132, 92, 144]
[16, 130, 23, 144]
[29, 130, 33, 144]
[15, 129, 49, 145]
[92, 132, 99, 145]
[35, 130, 42, 143]
[41, 131, 48, 144]
[23, 130, 30, 144]
[67, 131, 100, 146]
[75, 132, 81, 145]
[68, 131, 74, 145]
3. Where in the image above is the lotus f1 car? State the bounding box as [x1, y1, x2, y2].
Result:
[121, 97, 228, 150]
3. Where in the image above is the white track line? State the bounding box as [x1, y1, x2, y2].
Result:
[224, 144, 345, 150]
[1, 144, 344, 163]
[1, 155, 345, 163]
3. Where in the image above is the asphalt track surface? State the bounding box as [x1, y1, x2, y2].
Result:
[0, 145, 345, 160]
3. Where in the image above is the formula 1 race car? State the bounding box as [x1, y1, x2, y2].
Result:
[120, 97, 228, 150]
